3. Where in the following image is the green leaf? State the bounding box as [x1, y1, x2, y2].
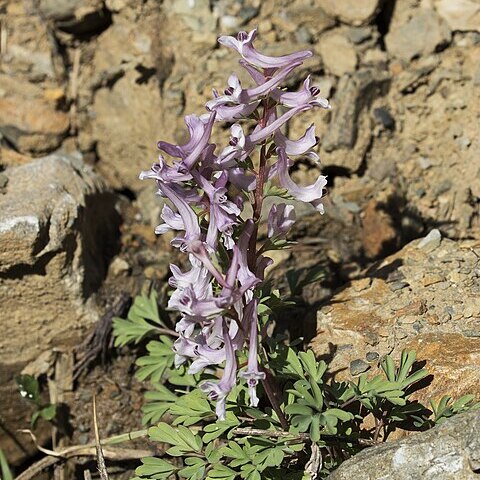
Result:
[16, 374, 40, 403]
[142, 384, 179, 425]
[40, 404, 57, 421]
[381, 356, 396, 382]
[135, 457, 177, 478]
[203, 419, 239, 443]
[310, 414, 321, 442]
[148, 423, 203, 456]
[397, 350, 416, 383]
[113, 292, 166, 346]
[136, 337, 175, 383]
[170, 390, 213, 426]
[178, 457, 206, 479]
[0, 448, 13, 480]
[324, 408, 354, 422]
[206, 464, 237, 479]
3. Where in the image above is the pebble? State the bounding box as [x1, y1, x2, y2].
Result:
[373, 107, 395, 130]
[366, 351, 379, 362]
[418, 229, 442, 250]
[350, 359, 370, 376]
[389, 280, 410, 291]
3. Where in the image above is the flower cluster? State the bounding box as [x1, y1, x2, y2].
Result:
[140, 29, 329, 419]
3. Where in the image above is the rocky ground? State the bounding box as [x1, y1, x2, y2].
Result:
[0, 0, 479, 477]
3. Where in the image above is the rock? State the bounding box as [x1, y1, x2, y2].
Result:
[92, 70, 163, 191]
[321, 68, 390, 171]
[372, 107, 395, 130]
[0, 95, 70, 154]
[418, 229, 442, 251]
[312, 237, 480, 404]
[319, 30, 358, 77]
[318, 0, 382, 26]
[89, 10, 172, 191]
[273, 4, 335, 40]
[0, 153, 119, 463]
[38, 0, 111, 35]
[327, 410, 480, 480]
[434, 0, 480, 33]
[361, 198, 398, 258]
[386, 10, 452, 62]
[0, 6, 65, 82]
[350, 359, 370, 375]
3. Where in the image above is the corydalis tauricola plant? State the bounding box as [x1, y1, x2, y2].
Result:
[140, 29, 330, 420]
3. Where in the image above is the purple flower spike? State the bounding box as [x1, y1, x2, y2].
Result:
[140, 29, 331, 418]
[277, 148, 327, 213]
[267, 203, 296, 239]
[200, 320, 238, 420]
[240, 298, 265, 407]
[218, 28, 312, 70]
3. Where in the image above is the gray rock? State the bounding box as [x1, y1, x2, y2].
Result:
[322, 69, 390, 169]
[350, 359, 370, 375]
[327, 410, 480, 479]
[418, 229, 442, 250]
[386, 10, 452, 62]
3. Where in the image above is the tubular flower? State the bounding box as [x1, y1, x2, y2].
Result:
[139, 29, 330, 418]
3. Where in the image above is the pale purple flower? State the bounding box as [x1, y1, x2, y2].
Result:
[240, 298, 265, 407]
[156, 182, 202, 248]
[271, 76, 330, 109]
[155, 204, 184, 235]
[218, 28, 312, 70]
[274, 124, 317, 156]
[267, 203, 296, 239]
[206, 62, 301, 110]
[200, 320, 237, 420]
[157, 112, 217, 172]
[277, 148, 327, 213]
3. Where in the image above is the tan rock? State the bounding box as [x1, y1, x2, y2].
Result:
[319, 30, 358, 77]
[0, 153, 119, 463]
[319, 0, 381, 25]
[434, 0, 480, 32]
[361, 198, 398, 258]
[0, 96, 69, 154]
[312, 235, 480, 403]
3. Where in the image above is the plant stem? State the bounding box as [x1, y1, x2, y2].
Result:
[261, 367, 289, 430]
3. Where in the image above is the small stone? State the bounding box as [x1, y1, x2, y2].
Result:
[347, 27, 372, 44]
[353, 277, 372, 292]
[412, 321, 424, 332]
[422, 274, 445, 287]
[417, 157, 432, 170]
[0, 173, 8, 191]
[389, 280, 410, 292]
[109, 257, 130, 277]
[365, 351, 379, 362]
[373, 107, 395, 130]
[78, 433, 90, 445]
[350, 359, 370, 376]
[418, 229, 442, 250]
